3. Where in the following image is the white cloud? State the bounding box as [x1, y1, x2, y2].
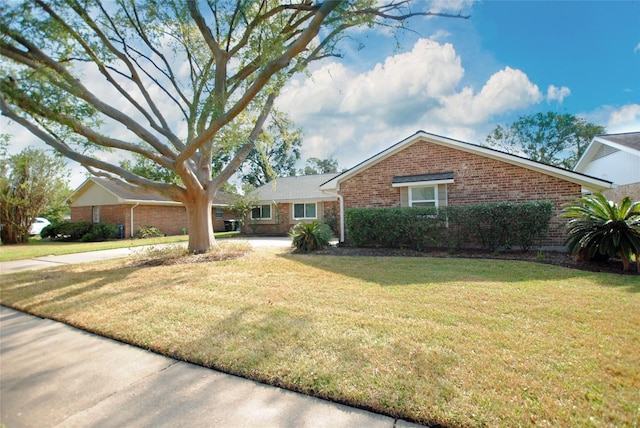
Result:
[607, 104, 640, 132]
[338, 39, 463, 121]
[432, 66, 542, 125]
[277, 39, 548, 169]
[583, 104, 640, 135]
[546, 85, 571, 103]
[634, 42, 640, 53]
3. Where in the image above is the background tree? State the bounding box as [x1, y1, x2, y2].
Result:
[1, 146, 70, 244]
[300, 156, 339, 175]
[0, 0, 468, 253]
[122, 113, 301, 189]
[484, 112, 606, 168]
[240, 111, 301, 187]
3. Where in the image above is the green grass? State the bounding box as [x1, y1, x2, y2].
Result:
[0, 232, 239, 262]
[1, 249, 639, 427]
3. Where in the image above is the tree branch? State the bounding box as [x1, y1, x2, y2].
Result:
[0, 94, 186, 202]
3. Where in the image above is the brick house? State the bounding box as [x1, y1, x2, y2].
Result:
[573, 132, 640, 201]
[247, 173, 340, 235]
[69, 177, 234, 237]
[250, 131, 613, 249]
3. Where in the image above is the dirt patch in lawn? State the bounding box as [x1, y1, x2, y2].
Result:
[313, 246, 638, 275]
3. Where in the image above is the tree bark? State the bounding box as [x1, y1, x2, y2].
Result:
[0, 224, 25, 244]
[183, 188, 216, 254]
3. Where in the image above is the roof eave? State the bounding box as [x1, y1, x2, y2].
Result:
[321, 131, 613, 191]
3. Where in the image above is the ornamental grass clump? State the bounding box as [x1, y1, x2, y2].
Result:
[562, 193, 640, 272]
[289, 221, 332, 253]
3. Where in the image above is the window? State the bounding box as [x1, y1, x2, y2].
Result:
[251, 204, 271, 220]
[215, 208, 224, 219]
[409, 186, 437, 207]
[92, 206, 100, 223]
[293, 203, 317, 219]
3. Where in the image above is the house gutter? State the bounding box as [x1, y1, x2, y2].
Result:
[337, 194, 345, 243]
[130, 202, 139, 237]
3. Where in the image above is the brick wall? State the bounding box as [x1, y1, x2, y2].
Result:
[604, 182, 640, 202]
[244, 200, 340, 236]
[71, 204, 231, 237]
[339, 140, 582, 248]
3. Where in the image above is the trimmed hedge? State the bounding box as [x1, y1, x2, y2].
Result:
[41, 221, 119, 242]
[345, 201, 554, 252]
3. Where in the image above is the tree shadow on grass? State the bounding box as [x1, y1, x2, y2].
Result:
[0, 262, 168, 318]
[278, 251, 640, 293]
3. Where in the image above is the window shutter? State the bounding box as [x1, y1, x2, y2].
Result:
[400, 187, 409, 207]
[438, 184, 448, 207]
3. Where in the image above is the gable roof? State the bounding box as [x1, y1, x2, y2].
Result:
[69, 177, 231, 206]
[574, 132, 640, 173]
[321, 130, 613, 192]
[253, 173, 339, 203]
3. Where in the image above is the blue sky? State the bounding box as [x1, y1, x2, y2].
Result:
[276, 0, 640, 172]
[3, 0, 639, 187]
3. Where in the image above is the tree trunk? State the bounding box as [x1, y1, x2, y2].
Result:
[184, 190, 216, 254]
[0, 224, 27, 244]
[620, 251, 631, 272]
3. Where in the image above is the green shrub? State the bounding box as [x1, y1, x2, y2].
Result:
[345, 201, 554, 252]
[41, 221, 119, 242]
[135, 225, 163, 239]
[289, 221, 332, 253]
[41, 221, 93, 241]
[81, 222, 119, 242]
[562, 193, 640, 272]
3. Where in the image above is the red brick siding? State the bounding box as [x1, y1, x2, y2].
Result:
[339, 141, 581, 247]
[244, 200, 340, 236]
[604, 183, 640, 202]
[243, 203, 291, 235]
[71, 204, 231, 237]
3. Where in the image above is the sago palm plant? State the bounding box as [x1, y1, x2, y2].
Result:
[289, 221, 333, 253]
[562, 193, 640, 272]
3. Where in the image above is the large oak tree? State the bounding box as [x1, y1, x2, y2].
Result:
[1, 0, 468, 253]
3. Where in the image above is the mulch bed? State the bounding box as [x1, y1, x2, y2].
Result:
[313, 246, 639, 275]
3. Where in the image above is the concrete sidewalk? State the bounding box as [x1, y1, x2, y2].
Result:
[1, 307, 420, 427]
[1, 238, 419, 427]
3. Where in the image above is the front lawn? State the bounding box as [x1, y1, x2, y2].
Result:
[1, 249, 638, 427]
[0, 232, 239, 262]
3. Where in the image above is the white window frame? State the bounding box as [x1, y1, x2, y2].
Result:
[292, 202, 318, 220]
[251, 204, 272, 220]
[409, 185, 438, 208]
[92, 206, 100, 223]
[215, 208, 224, 219]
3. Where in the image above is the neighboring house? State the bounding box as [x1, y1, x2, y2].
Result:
[69, 177, 234, 237]
[246, 173, 340, 235]
[250, 131, 613, 249]
[573, 132, 640, 201]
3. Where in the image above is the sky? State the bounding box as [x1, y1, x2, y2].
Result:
[2, 0, 640, 188]
[275, 0, 640, 173]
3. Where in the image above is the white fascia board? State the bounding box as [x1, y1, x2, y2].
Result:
[322, 131, 612, 192]
[392, 179, 454, 188]
[574, 135, 640, 173]
[255, 196, 337, 204]
[573, 139, 599, 172]
[319, 132, 424, 190]
[594, 136, 640, 155]
[123, 199, 183, 206]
